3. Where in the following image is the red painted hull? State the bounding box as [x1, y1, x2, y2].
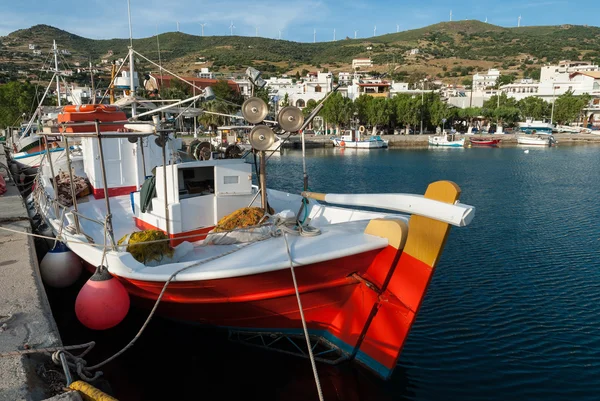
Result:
[470, 138, 501, 146]
[112, 241, 440, 379]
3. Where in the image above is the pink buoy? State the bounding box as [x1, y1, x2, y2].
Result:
[75, 267, 130, 330]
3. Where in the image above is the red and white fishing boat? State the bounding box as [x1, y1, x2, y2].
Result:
[33, 97, 475, 380]
[469, 138, 501, 146]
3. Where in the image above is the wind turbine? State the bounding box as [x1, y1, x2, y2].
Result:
[177, 22, 180, 32]
[314, 29, 316, 43]
[255, 26, 259, 36]
[518, 15, 522, 27]
[333, 28, 336, 41]
[229, 21, 235, 36]
[200, 23, 206, 36]
[354, 30, 358, 39]
[450, 10, 453, 21]
[373, 25, 377, 37]
[396, 24, 399, 33]
[485, 17, 488, 23]
[278, 30, 282, 40]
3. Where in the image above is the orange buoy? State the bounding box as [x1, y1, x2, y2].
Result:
[75, 267, 130, 330]
[40, 242, 82, 288]
[340, 141, 346, 147]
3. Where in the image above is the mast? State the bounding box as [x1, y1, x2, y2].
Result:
[127, 0, 136, 117]
[53, 40, 62, 107]
[89, 59, 96, 104]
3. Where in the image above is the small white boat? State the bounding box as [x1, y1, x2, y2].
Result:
[428, 133, 465, 148]
[332, 128, 388, 149]
[556, 125, 590, 134]
[517, 135, 557, 146]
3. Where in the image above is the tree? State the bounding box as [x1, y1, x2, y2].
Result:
[496, 74, 516, 88]
[394, 94, 420, 133]
[367, 97, 391, 131]
[428, 95, 450, 127]
[281, 93, 289, 107]
[322, 92, 354, 131]
[518, 96, 550, 120]
[461, 78, 473, 88]
[553, 90, 591, 124]
[0, 80, 52, 128]
[303, 99, 318, 117]
[354, 95, 372, 125]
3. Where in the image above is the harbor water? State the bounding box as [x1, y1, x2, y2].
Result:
[46, 145, 600, 400]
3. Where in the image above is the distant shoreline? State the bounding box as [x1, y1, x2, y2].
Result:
[183, 133, 600, 150]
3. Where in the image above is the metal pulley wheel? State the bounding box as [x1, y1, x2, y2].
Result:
[248, 125, 275, 151]
[242, 97, 269, 124]
[277, 106, 304, 132]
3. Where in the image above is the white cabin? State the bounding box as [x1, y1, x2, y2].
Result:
[131, 159, 255, 244]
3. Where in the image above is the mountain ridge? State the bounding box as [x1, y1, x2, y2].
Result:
[2, 21, 600, 83]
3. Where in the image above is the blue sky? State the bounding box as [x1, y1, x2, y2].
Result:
[0, 0, 597, 42]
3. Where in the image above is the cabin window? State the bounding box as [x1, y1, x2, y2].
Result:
[179, 166, 214, 199]
[223, 175, 239, 184]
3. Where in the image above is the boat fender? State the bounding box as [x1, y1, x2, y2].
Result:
[75, 266, 130, 330]
[39, 242, 82, 288]
[359, 125, 365, 133]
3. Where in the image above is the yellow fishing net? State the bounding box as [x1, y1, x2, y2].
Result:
[118, 230, 174, 264]
[213, 207, 265, 233]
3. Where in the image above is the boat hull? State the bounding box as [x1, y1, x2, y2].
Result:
[517, 136, 553, 146]
[333, 139, 388, 149]
[470, 139, 501, 146]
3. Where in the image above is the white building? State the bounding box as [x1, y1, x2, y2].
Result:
[266, 72, 333, 108]
[540, 60, 599, 83]
[338, 72, 352, 86]
[352, 58, 373, 70]
[472, 68, 500, 90]
[197, 68, 215, 79]
[32, 50, 42, 56]
[409, 48, 420, 55]
[232, 78, 252, 97]
[28, 44, 36, 50]
[500, 62, 600, 102]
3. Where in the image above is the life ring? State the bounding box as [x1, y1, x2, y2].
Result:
[358, 125, 365, 133]
[63, 104, 119, 113]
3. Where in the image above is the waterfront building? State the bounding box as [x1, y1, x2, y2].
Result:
[338, 72, 352, 86]
[265, 72, 333, 108]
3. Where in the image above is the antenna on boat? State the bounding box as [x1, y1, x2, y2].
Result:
[53, 40, 62, 107]
[89, 58, 96, 104]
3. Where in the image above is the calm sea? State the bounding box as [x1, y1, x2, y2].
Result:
[47, 145, 600, 400]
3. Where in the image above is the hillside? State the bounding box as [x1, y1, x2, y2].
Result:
[2, 21, 600, 84]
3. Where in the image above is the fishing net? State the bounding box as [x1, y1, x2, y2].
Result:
[212, 207, 266, 233]
[118, 230, 174, 264]
[206, 207, 271, 245]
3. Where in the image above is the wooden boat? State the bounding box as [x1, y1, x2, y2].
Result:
[32, 97, 475, 381]
[517, 134, 557, 146]
[332, 127, 388, 149]
[428, 133, 465, 147]
[469, 138, 501, 146]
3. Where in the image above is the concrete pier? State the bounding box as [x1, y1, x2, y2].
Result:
[0, 147, 73, 400]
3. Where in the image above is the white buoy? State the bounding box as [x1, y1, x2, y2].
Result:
[524, 150, 530, 154]
[40, 243, 82, 288]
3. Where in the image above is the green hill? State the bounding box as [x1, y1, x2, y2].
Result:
[2, 21, 600, 83]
